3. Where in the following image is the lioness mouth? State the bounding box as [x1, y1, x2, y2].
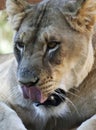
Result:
[21, 86, 66, 107]
[21, 86, 46, 103]
[37, 89, 66, 107]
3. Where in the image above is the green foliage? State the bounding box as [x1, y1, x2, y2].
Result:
[0, 10, 13, 54]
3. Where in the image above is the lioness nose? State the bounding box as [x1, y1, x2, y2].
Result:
[18, 69, 39, 87]
[19, 75, 39, 87]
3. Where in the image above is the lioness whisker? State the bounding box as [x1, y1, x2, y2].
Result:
[71, 87, 80, 92]
[65, 97, 80, 116]
[67, 91, 80, 98]
[53, 91, 65, 102]
[53, 91, 80, 116]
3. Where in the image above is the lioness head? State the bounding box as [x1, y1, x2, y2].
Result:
[6, 0, 96, 107]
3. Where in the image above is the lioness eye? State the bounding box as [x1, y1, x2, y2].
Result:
[16, 42, 24, 50]
[47, 41, 60, 49]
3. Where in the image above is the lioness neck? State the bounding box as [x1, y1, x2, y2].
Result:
[75, 40, 94, 87]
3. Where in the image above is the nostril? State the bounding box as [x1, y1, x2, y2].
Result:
[18, 77, 39, 87]
[32, 76, 40, 86]
[19, 81, 33, 87]
[31, 75, 39, 85]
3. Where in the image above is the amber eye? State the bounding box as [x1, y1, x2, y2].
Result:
[16, 42, 24, 50]
[47, 41, 60, 49]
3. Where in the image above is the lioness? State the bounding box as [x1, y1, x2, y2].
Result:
[0, 0, 96, 130]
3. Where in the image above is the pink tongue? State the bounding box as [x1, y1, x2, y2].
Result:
[22, 86, 45, 103]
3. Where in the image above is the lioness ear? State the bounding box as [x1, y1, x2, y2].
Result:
[66, 0, 96, 33]
[6, 0, 30, 30]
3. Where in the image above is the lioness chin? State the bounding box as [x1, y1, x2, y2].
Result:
[0, 0, 96, 130]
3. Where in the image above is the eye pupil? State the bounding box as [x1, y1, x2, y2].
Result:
[16, 42, 24, 50]
[48, 41, 60, 49]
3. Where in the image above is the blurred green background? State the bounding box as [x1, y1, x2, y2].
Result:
[0, 10, 13, 54]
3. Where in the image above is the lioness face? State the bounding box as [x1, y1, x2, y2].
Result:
[6, 0, 95, 106]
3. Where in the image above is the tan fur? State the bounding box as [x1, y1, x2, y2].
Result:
[0, 0, 96, 130]
[66, 0, 96, 32]
[6, 0, 29, 30]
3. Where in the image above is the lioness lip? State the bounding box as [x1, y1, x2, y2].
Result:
[21, 86, 66, 106]
[21, 86, 47, 103]
[37, 89, 66, 107]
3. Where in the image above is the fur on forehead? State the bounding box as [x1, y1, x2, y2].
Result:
[6, 0, 96, 32]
